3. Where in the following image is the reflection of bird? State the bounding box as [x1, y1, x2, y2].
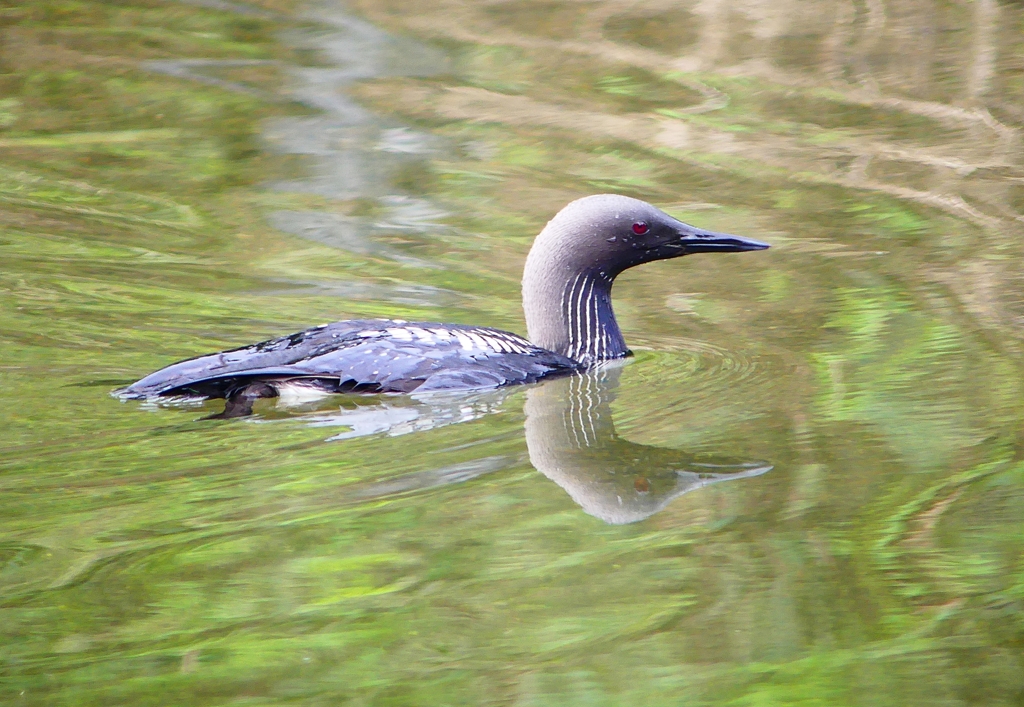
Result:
[525, 368, 771, 524]
[116, 195, 768, 416]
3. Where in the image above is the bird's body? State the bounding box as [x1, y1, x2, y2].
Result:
[117, 194, 769, 416]
[121, 319, 578, 400]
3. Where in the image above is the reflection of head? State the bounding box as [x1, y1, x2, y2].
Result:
[524, 367, 770, 524]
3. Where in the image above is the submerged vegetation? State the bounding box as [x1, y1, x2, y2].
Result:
[2, 0, 1024, 704]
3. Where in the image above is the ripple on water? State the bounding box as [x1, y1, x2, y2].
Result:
[640, 337, 770, 387]
[615, 341, 782, 445]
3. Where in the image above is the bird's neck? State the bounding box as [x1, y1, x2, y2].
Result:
[522, 253, 629, 365]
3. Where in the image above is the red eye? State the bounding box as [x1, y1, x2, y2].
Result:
[632, 221, 649, 235]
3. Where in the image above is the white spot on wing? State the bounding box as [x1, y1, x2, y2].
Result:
[407, 326, 434, 342]
[498, 334, 529, 353]
[466, 331, 491, 351]
[386, 327, 413, 341]
[480, 335, 504, 353]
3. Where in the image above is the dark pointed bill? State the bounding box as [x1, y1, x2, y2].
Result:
[680, 227, 771, 253]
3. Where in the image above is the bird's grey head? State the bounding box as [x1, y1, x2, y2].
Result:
[522, 194, 769, 362]
[533, 194, 769, 275]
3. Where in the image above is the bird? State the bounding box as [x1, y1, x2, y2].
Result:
[115, 194, 769, 417]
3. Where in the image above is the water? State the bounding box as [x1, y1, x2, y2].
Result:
[2, 0, 1024, 703]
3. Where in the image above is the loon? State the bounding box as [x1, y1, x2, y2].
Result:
[116, 194, 769, 416]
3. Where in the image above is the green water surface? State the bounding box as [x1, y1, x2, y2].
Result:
[3, 0, 1024, 704]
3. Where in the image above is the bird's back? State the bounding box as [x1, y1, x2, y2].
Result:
[116, 319, 580, 400]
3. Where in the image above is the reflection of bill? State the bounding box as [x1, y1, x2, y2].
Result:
[525, 365, 771, 524]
